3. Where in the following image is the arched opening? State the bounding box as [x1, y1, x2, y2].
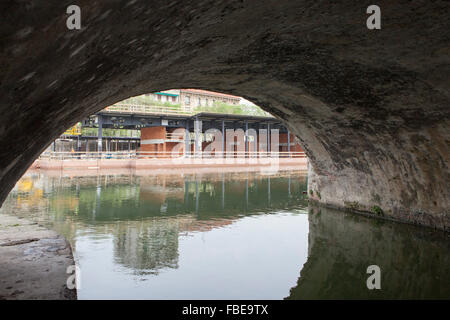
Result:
[1, 78, 448, 230]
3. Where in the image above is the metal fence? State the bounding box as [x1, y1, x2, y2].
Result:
[104, 104, 191, 116]
[39, 151, 306, 160]
[103, 103, 275, 117]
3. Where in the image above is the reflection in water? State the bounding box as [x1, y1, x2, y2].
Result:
[114, 219, 179, 275]
[1, 170, 448, 299]
[287, 207, 450, 299]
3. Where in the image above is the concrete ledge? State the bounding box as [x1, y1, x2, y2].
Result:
[0, 214, 76, 300]
[308, 199, 449, 233]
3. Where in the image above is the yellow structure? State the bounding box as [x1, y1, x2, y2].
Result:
[63, 123, 81, 136]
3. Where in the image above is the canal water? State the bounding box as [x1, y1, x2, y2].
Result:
[1, 170, 448, 299]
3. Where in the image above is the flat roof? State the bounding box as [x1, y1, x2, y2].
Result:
[181, 89, 241, 100]
[97, 111, 190, 119]
[97, 111, 278, 122]
[154, 92, 179, 97]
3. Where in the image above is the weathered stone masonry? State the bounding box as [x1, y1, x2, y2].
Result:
[0, 1, 449, 230]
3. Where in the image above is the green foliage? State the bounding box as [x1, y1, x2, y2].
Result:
[195, 101, 269, 116]
[118, 94, 270, 116]
[123, 95, 182, 109]
[81, 127, 140, 137]
[371, 205, 384, 216]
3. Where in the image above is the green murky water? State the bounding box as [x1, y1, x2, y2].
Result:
[1, 170, 448, 299]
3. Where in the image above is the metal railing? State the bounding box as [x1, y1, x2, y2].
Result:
[38, 151, 306, 160]
[103, 103, 275, 118]
[104, 104, 191, 116]
[165, 133, 185, 141]
[39, 151, 137, 160]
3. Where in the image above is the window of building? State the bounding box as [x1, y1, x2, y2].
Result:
[158, 95, 161, 101]
[198, 98, 201, 106]
[185, 96, 190, 105]
[172, 96, 176, 102]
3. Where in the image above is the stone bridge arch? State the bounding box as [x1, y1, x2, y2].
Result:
[0, 1, 448, 230]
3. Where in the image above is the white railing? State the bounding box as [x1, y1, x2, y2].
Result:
[39, 151, 137, 160]
[103, 103, 275, 117]
[166, 133, 185, 141]
[39, 151, 306, 160]
[104, 104, 191, 116]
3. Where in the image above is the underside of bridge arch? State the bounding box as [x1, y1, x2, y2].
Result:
[1, 1, 449, 230]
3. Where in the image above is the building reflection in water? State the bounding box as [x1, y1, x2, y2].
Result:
[2, 170, 308, 277]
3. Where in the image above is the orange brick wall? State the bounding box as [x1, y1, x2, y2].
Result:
[279, 133, 303, 152]
[140, 126, 166, 154]
[166, 128, 186, 157]
[141, 126, 166, 140]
